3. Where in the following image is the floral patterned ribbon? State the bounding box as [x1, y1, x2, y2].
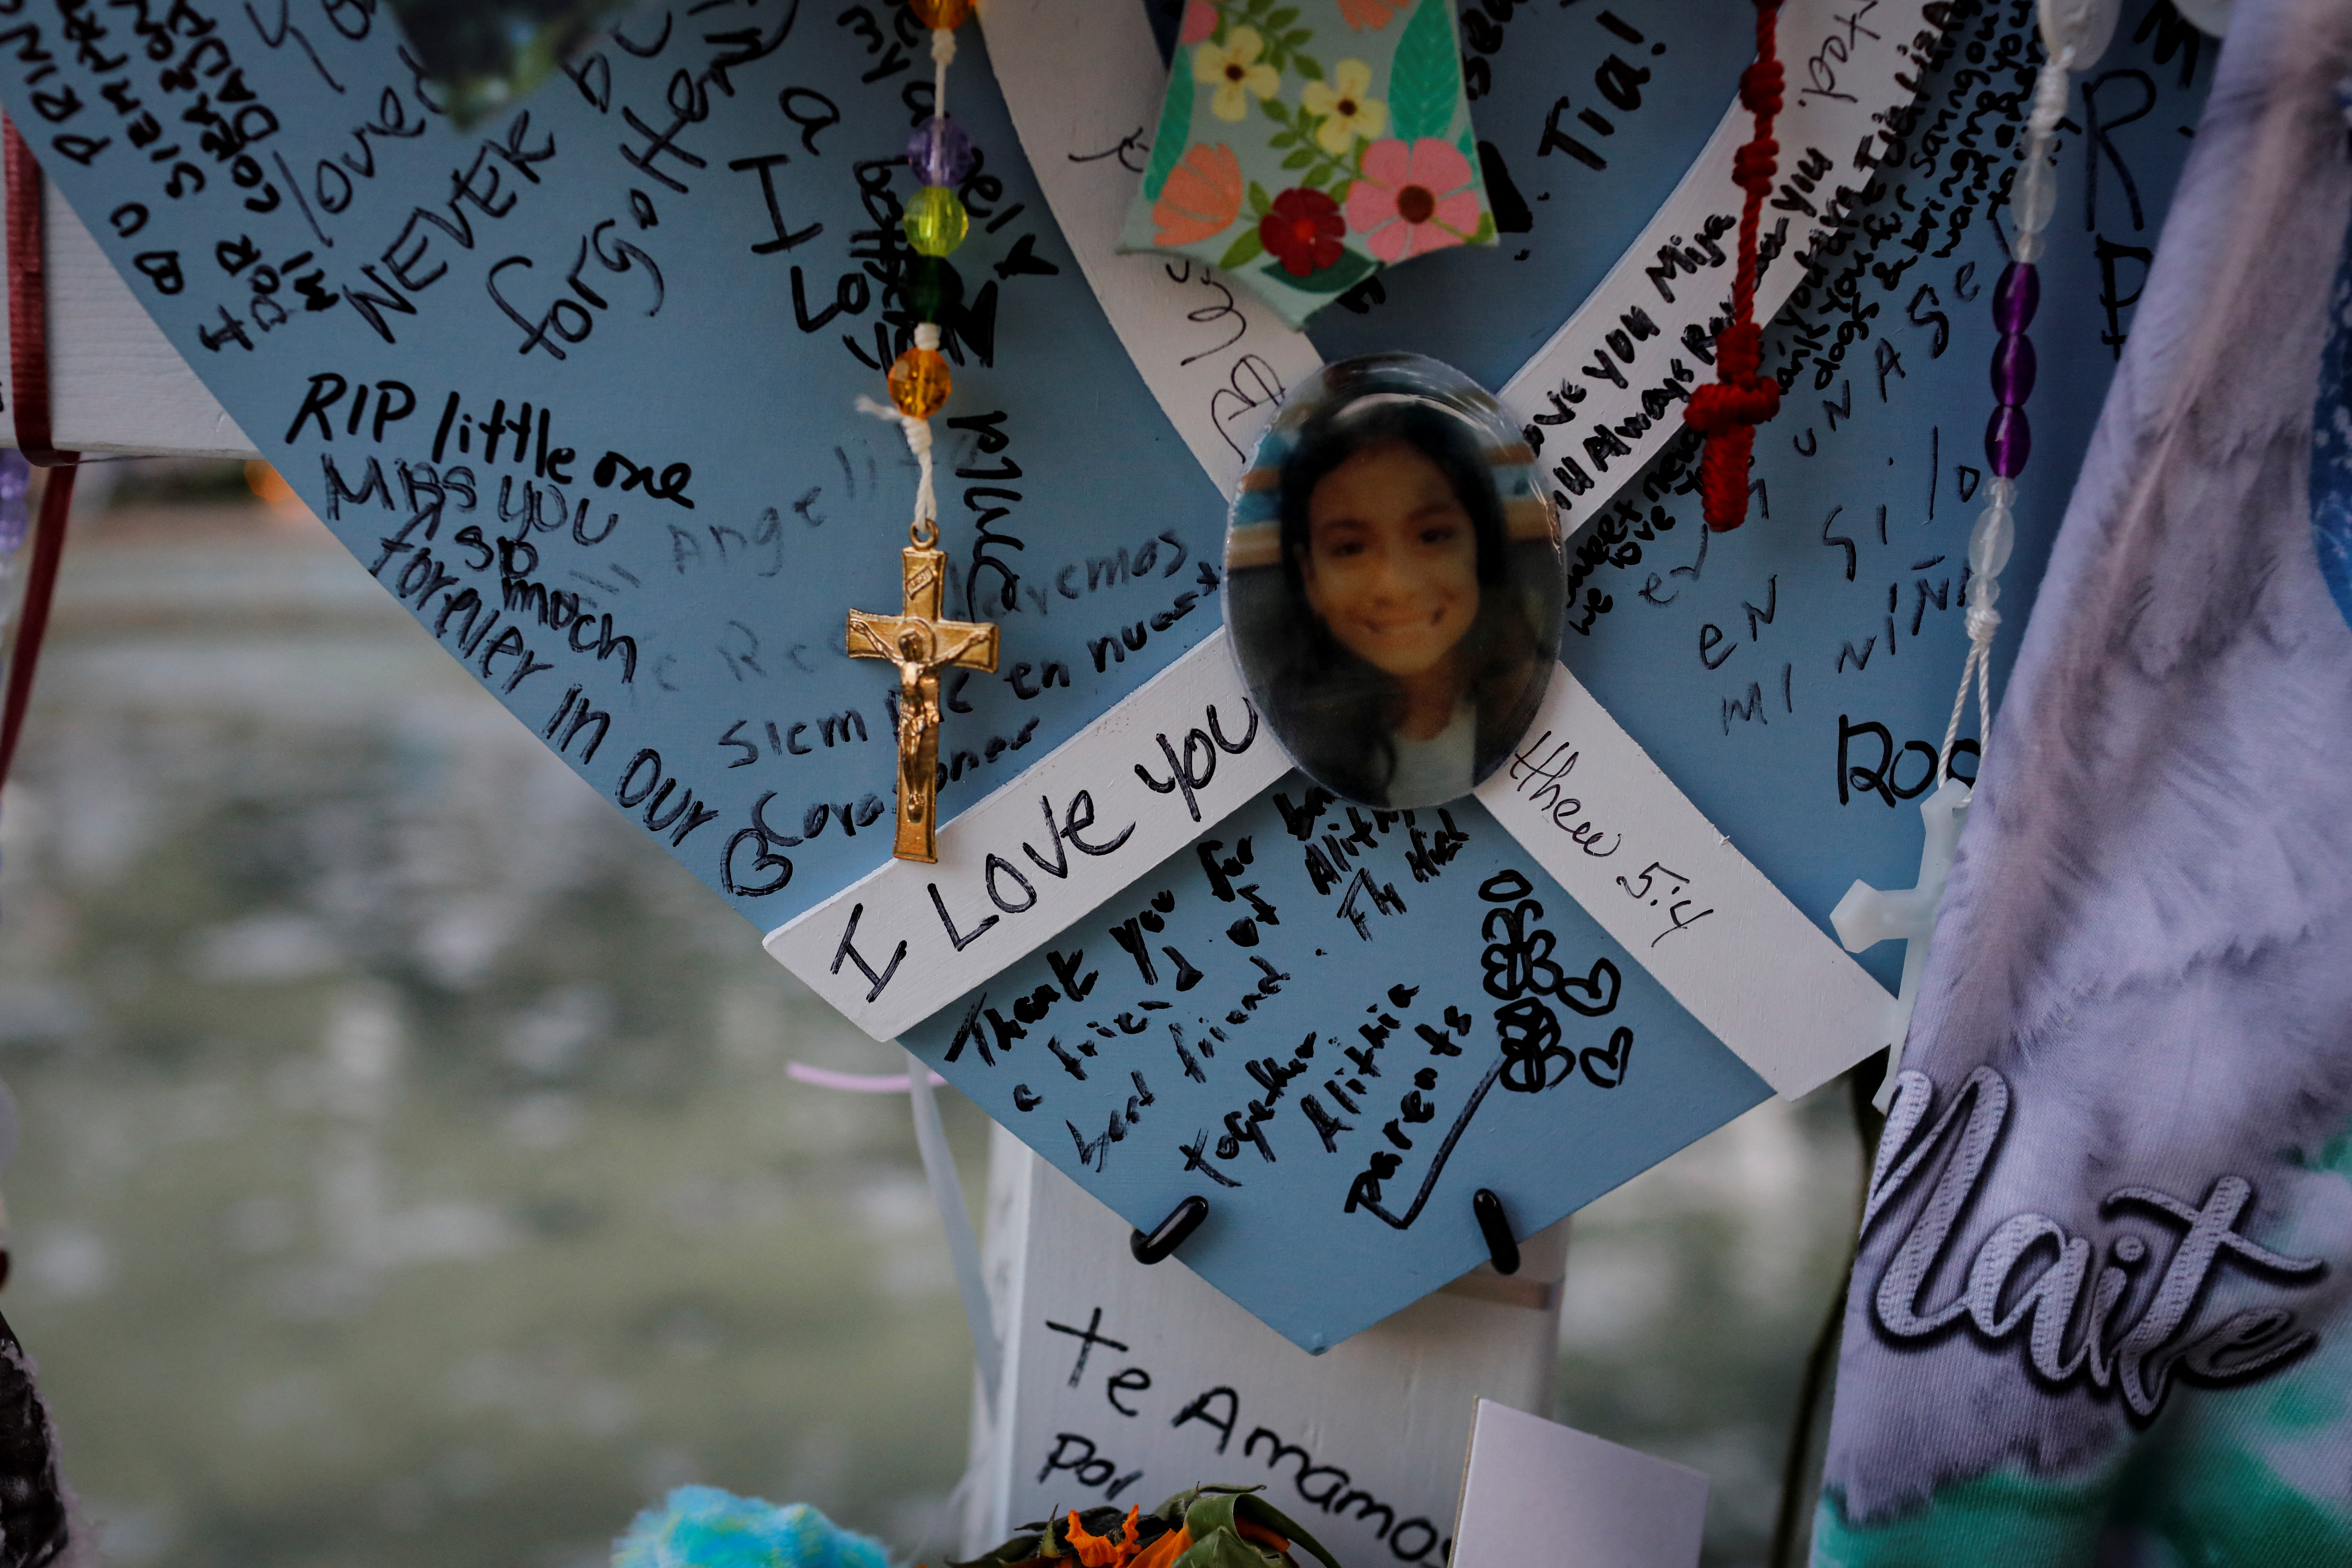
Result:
[1117, 0, 1496, 327]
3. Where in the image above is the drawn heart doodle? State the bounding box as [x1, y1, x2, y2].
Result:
[1580, 1026, 1635, 1090]
[1558, 957, 1623, 1018]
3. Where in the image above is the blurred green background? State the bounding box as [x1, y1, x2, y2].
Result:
[0, 464, 1872, 1568]
[385, 0, 637, 127]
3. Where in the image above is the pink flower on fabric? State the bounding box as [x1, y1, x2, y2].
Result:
[1344, 138, 1481, 262]
[1179, 0, 1218, 44]
[1337, 0, 1398, 28]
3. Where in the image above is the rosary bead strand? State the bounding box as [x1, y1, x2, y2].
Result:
[881, 0, 979, 537]
[1939, 36, 2072, 781]
[846, 0, 1002, 865]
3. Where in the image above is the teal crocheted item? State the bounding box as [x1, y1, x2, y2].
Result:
[613, 1487, 894, 1568]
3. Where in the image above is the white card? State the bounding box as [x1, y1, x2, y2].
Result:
[1450, 1400, 1709, 1568]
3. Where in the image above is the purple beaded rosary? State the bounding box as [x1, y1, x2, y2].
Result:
[1937, 0, 2116, 782]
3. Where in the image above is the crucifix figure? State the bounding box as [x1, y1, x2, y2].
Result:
[848, 541, 999, 862]
[1831, 776, 1970, 1110]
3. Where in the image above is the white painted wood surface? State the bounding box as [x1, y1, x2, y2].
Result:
[4, 187, 254, 459]
[766, 630, 1281, 1041]
[962, 1126, 1568, 1565]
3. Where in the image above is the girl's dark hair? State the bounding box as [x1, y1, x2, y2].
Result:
[1264, 399, 1537, 803]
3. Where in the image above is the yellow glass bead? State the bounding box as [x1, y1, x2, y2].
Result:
[902, 185, 969, 258]
[906, 0, 972, 28]
[889, 345, 952, 419]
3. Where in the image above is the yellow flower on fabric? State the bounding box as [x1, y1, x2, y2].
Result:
[1195, 28, 1280, 121]
[1301, 59, 1387, 154]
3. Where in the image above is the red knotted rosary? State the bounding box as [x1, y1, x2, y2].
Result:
[1682, 0, 1784, 532]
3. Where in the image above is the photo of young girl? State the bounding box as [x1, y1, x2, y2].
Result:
[1225, 355, 1564, 808]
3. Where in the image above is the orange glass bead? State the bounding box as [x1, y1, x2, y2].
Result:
[905, 0, 971, 27]
[888, 345, 951, 419]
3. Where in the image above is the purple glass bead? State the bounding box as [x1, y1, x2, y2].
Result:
[1989, 332, 2037, 406]
[1992, 261, 2040, 334]
[908, 116, 974, 186]
[1985, 404, 2032, 477]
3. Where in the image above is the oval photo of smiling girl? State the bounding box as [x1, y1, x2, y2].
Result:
[1225, 354, 1565, 808]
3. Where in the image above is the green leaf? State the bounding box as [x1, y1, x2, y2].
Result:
[1140, 52, 1196, 201]
[1230, 1496, 1344, 1568]
[1261, 97, 1291, 125]
[1280, 147, 1314, 169]
[1268, 128, 1296, 147]
[1266, 6, 1298, 28]
[1247, 180, 1272, 216]
[1471, 209, 1496, 244]
[1174, 1528, 1264, 1568]
[1292, 49, 1323, 79]
[1217, 226, 1266, 270]
[1388, 0, 1462, 142]
[1262, 246, 1375, 294]
[1301, 165, 1329, 188]
[1164, 1489, 1344, 1568]
[1284, 28, 1312, 46]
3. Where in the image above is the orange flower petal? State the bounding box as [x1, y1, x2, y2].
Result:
[1152, 143, 1245, 247]
[1130, 1525, 1192, 1568]
[1067, 1512, 1119, 1568]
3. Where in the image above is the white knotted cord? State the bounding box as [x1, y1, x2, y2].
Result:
[1935, 588, 1998, 782]
[931, 26, 955, 122]
[855, 325, 943, 545]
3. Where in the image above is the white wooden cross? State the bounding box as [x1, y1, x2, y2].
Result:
[1830, 777, 1971, 1110]
[7, 0, 1955, 1537]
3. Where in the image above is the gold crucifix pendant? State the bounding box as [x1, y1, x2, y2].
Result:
[847, 543, 1000, 862]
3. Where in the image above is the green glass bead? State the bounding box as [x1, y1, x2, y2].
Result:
[907, 256, 964, 321]
[902, 185, 969, 258]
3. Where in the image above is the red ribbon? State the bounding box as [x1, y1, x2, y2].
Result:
[0, 114, 78, 790]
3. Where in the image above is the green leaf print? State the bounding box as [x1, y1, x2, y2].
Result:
[1141, 51, 1195, 201]
[1264, 247, 1375, 294]
[1389, 0, 1462, 143]
[1220, 227, 1268, 271]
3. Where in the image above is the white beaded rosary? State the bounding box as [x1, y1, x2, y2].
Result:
[1838, 0, 2120, 1106]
